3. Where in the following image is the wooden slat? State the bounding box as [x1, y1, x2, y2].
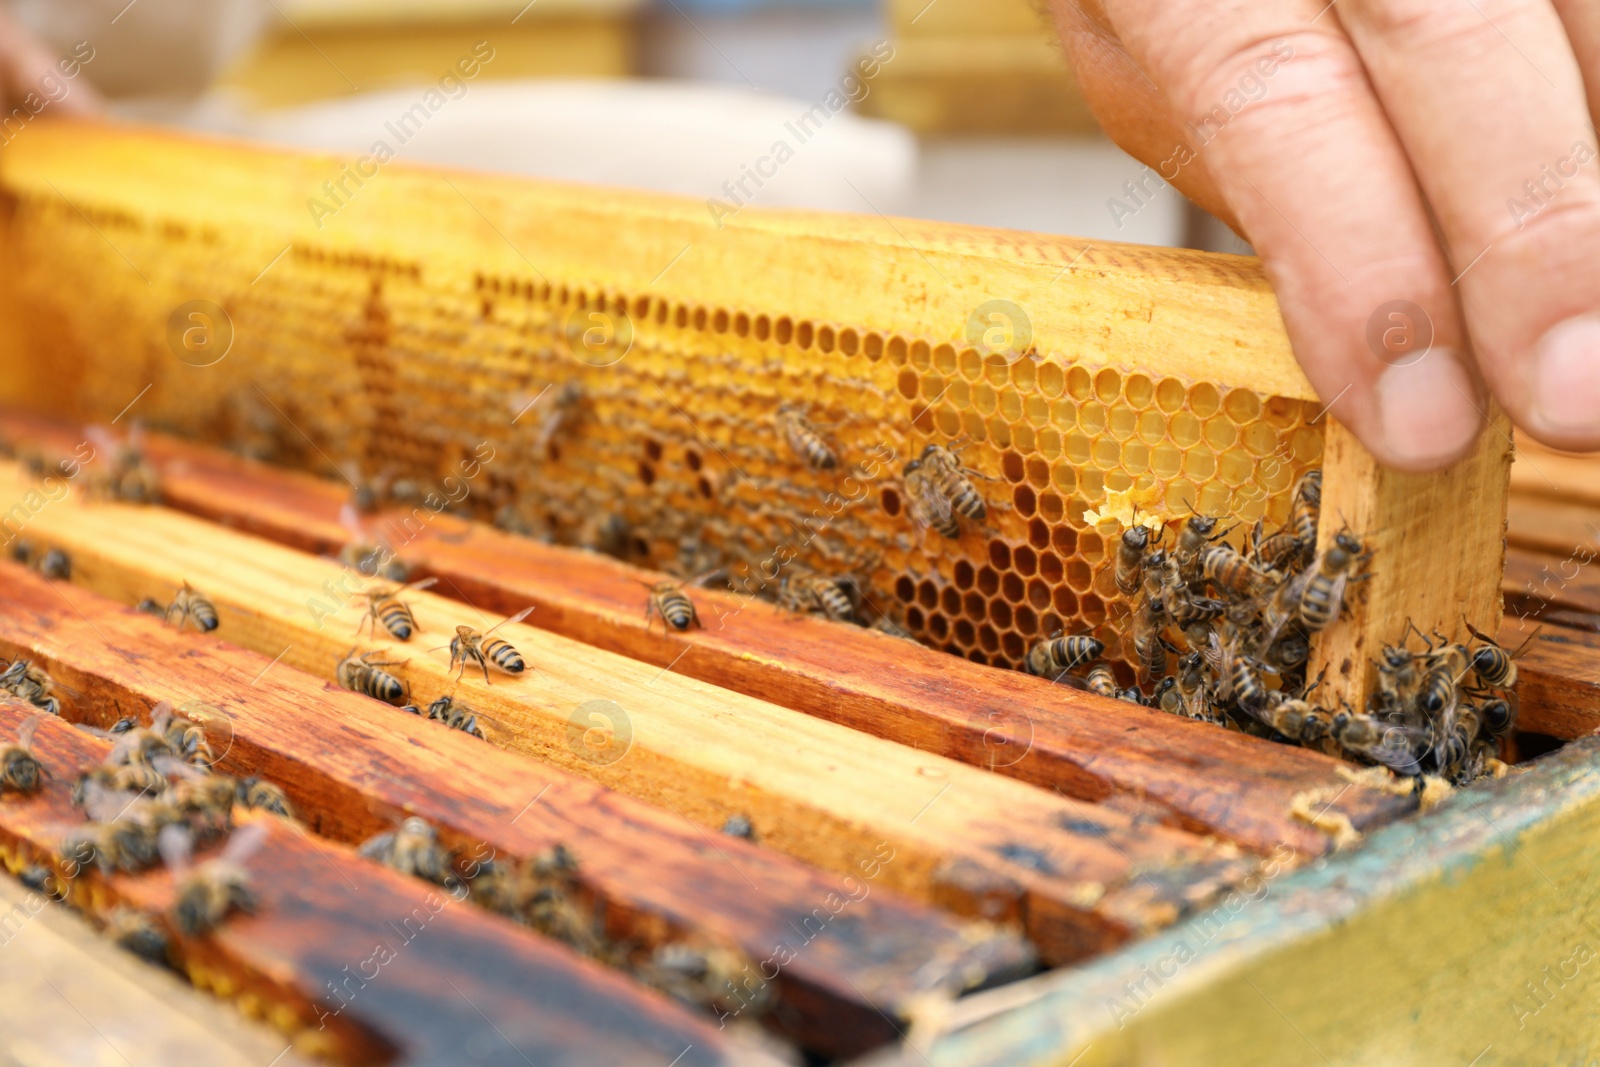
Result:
[0, 463, 1252, 965]
[0, 562, 1034, 1058]
[1314, 416, 1510, 713]
[1503, 547, 1600, 623]
[1498, 621, 1600, 740]
[1508, 493, 1600, 557]
[0, 412, 1417, 856]
[0, 877, 315, 1067]
[0, 702, 756, 1067]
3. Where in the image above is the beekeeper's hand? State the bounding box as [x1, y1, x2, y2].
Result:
[0, 7, 102, 119]
[1051, 0, 1600, 470]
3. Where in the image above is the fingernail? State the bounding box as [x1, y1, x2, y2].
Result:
[1533, 314, 1600, 437]
[1375, 349, 1481, 469]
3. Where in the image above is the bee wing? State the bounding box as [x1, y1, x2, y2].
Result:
[483, 607, 535, 637]
[105, 732, 143, 766]
[82, 784, 144, 823]
[74, 722, 116, 741]
[904, 473, 954, 531]
[338, 502, 368, 541]
[1353, 727, 1429, 777]
[16, 714, 43, 752]
[83, 424, 121, 458]
[220, 821, 269, 866]
[151, 755, 204, 781]
[157, 823, 193, 876]
[402, 577, 439, 594]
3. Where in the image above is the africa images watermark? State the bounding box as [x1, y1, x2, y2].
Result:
[1106, 39, 1295, 230]
[307, 41, 498, 230]
[705, 40, 896, 229]
[0, 40, 96, 147]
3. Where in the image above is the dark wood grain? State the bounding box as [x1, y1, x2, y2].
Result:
[0, 564, 1036, 1058]
[1498, 621, 1600, 740]
[0, 412, 1417, 856]
[0, 701, 750, 1067]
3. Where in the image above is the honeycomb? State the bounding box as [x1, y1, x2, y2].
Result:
[0, 186, 1324, 683]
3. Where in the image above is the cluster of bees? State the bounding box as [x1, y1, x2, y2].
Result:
[358, 815, 768, 1018]
[1025, 471, 1524, 786]
[0, 702, 295, 962]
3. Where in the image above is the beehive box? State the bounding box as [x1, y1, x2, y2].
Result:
[0, 122, 1592, 1066]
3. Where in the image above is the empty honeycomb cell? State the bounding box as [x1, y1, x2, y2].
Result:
[934, 343, 958, 375]
[910, 339, 931, 370]
[1015, 603, 1040, 633]
[1184, 448, 1217, 481]
[1038, 491, 1065, 524]
[906, 606, 926, 631]
[1104, 469, 1133, 495]
[990, 599, 1013, 628]
[1002, 631, 1026, 662]
[1169, 411, 1202, 447]
[953, 618, 976, 646]
[795, 320, 815, 348]
[1050, 461, 1076, 495]
[1224, 388, 1262, 424]
[886, 334, 906, 363]
[1291, 426, 1323, 462]
[1163, 478, 1197, 514]
[1011, 423, 1035, 454]
[774, 316, 793, 344]
[1121, 439, 1151, 475]
[685, 449, 703, 472]
[967, 650, 989, 666]
[978, 625, 1001, 653]
[953, 559, 975, 589]
[918, 579, 939, 609]
[923, 372, 948, 401]
[1094, 566, 1119, 598]
[1258, 455, 1295, 493]
[1013, 544, 1038, 575]
[934, 406, 961, 437]
[1011, 358, 1036, 392]
[1125, 373, 1154, 408]
[984, 358, 1009, 388]
[1107, 406, 1137, 440]
[713, 308, 731, 333]
[1204, 418, 1238, 451]
[977, 566, 1000, 596]
[958, 347, 984, 382]
[896, 575, 916, 602]
[942, 586, 961, 615]
[1025, 395, 1051, 429]
[697, 477, 715, 499]
[999, 390, 1023, 422]
[863, 331, 882, 360]
[1028, 518, 1051, 549]
[1300, 398, 1326, 423]
[694, 307, 711, 333]
[1050, 524, 1077, 556]
[1064, 433, 1092, 465]
[880, 485, 902, 517]
[1197, 480, 1232, 515]
[1079, 529, 1105, 563]
[1094, 368, 1121, 404]
[753, 314, 772, 341]
[1066, 558, 1094, 592]
[1038, 611, 1063, 639]
[1093, 437, 1121, 470]
[1155, 377, 1186, 413]
[1233, 491, 1268, 524]
[1066, 365, 1093, 401]
[1078, 467, 1105, 501]
[962, 411, 987, 441]
[1037, 428, 1061, 460]
[897, 368, 918, 400]
[987, 418, 1013, 449]
[974, 383, 998, 415]
[1189, 382, 1221, 417]
[1038, 550, 1064, 585]
[1001, 451, 1026, 482]
[1081, 594, 1107, 627]
[1079, 402, 1107, 436]
[964, 591, 986, 618]
[945, 379, 971, 408]
[1037, 360, 1065, 398]
[644, 439, 664, 462]
[989, 540, 1012, 571]
[928, 612, 950, 640]
[1240, 421, 1278, 456]
[1013, 485, 1038, 516]
[1053, 584, 1079, 617]
[1111, 661, 1136, 688]
[1001, 571, 1025, 603]
[1051, 398, 1077, 432]
[1137, 409, 1167, 444]
[733, 311, 750, 337]
[638, 461, 657, 486]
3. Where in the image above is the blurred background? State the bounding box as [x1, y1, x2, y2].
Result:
[5, 0, 1247, 253]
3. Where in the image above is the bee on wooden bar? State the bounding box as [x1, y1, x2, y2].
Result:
[11, 540, 70, 580]
[1086, 663, 1119, 698]
[165, 582, 219, 633]
[0, 659, 74, 716]
[355, 577, 439, 641]
[165, 768, 239, 841]
[358, 816, 460, 890]
[152, 702, 215, 768]
[73, 760, 166, 806]
[1289, 470, 1322, 545]
[1478, 697, 1516, 740]
[1113, 525, 1152, 597]
[427, 695, 487, 740]
[162, 822, 266, 936]
[336, 648, 410, 706]
[1025, 633, 1104, 679]
[777, 569, 859, 623]
[85, 425, 161, 504]
[1417, 639, 1469, 719]
[1463, 622, 1537, 690]
[338, 504, 409, 581]
[901, 458, 960, 539]
[917, 442, 988, 523]
[235, 777, 295, 819]
[776, 403, 838, 471]
[135, 597, 166, 620]
[436, 607, 535, 683]
[1331, 710, 1425, 775]
[0, 715, 47, 793]
[642, 581, 701, 633]
[1295, 531, 1367, 634]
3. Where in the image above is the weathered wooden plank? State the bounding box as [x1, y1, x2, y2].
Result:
[0, 412, 1423, 856]
[0, 463, 1253, 965]
[856, 738, 1600, 1067]
[0, 561, 1035, 1058]
[1504, 544, 1600, 623]
[0, 877, 316, 1067]
[0, 702, 755, 1067]
[1498, 621, 1600, 741]
[1313, 416, 1511, 714]
[1508, 493, 1600, 558]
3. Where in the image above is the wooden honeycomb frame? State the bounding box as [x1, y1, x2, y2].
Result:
[0, 121, 1508, 712]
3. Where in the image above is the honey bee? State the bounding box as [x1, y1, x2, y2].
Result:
[436, 607, 535, 683]
[84, 425, 161, 504]
[640, 937, 774, 1018]
[1289, 470, 1322, 545]
[164, 582, 218, 633]
[642, 581, 701, 633]
[235, 777, 295, 818]
[1132, 594, 1170, 683]
[1201, 544, 1274, 599]
[917, 442, 988, 523]
[776, 403, 838, 471]
[1332, 710, 1424, 776]
[1258, 695, 1333, 746]
[162, 822, 266, 936]
[104, 907, 169, 965]
[11, 540, 70, 580]
[1025, 633, 1105, 679]
[165, 769, 239, 840]
[1174, 514, 1226, 588]
[338, 504, 409, 581]
[1175, 652, 1223, 723]
[73, 761, 166, 806]
[1227, 643, 1270, 715]
[1464, 623, 1537, 690]
[1295, 531, 1367, 633]
[1114, 525, 1153, 597]
[336, 648, 410, 706]
[722, 814, 756, 840]
[355, 578, 439, 641]
[0, 658, 74, 715]
[522, 844, 603, 955]
[1477, 697, 1516, 739]
[901, 459, 960, 539]
[777, 571, 856, 623]
[1251, 523, 1307, 574]
[518, 381, 585, 460]
[0, 715, 47, 793]
[1417, 639, 1469, 719]
[135, 597, 167, 620]
[426, 695, 487, 740]
[153, 702, 215, 767]
[1086, 663, 1119, 698]
[358, 816, 460, 890]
